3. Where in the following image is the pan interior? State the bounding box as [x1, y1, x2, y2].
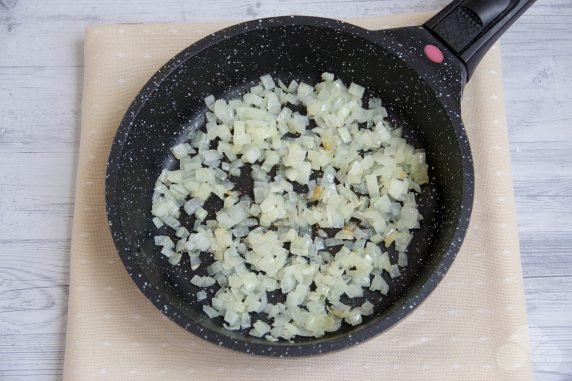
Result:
[110, 24, 466, 347]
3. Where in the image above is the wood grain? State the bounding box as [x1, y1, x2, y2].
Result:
[0, 0, 571, 380]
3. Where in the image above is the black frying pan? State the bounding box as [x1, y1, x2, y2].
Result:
[106, 0, 536, 356]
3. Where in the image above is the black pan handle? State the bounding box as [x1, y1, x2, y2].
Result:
[424, 0, 537, 81]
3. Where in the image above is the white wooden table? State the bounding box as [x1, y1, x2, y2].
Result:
[0, 0, 570, 379]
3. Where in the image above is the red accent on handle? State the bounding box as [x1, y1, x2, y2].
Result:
[424, 44, 445, 64]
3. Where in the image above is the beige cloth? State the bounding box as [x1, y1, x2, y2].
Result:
[64, 13, 533, 380]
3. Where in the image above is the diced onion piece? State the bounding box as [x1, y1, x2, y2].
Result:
[365, 175, 380, 198]
[184, 198, 204, 216]
[195, 207, 208, 221]
[233, 121, 251, 145]
[260, 74, 275, 90]
[203, 305, 219, 318]
[242, 145, 261, 163]
[152, 217, 164, 228]
[389, 264, 401, 279]
[338, 127, 352, 143]
[191, 275, 216, 287]
[154, 236, 174, 248]
[348, 82, 365, 98]
[204, 94, 216, 108]
[321, 72, 334, 81]
[197, 290, 207, 301]
[388, 178, 407, 200]
[171, 143, 189, 159]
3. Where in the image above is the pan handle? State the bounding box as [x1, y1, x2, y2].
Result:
[424, 0, 536, 81]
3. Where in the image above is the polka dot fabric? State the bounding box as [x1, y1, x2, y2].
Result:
[63, 14, 533, 381]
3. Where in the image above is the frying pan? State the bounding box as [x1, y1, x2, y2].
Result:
[106, 0, 536, 356]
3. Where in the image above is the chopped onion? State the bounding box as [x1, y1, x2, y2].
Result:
[197, 290, 207, 301]
[152, 217, 164, 228]
[260, 74, 275, 90]
[348, 82, 365, 98]
[191, 275, 216, 287]
[151, 73, 429, 341]
[184, 198, 204, 216]
[195, 207, 208, 221]
[203, 305, 219, 318]
[204, 94, 216, 108]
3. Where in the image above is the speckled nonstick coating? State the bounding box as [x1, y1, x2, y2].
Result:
[106, 16, 474, 356]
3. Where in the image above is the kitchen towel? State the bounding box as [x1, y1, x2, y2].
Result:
[63, 13, 533, 380]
